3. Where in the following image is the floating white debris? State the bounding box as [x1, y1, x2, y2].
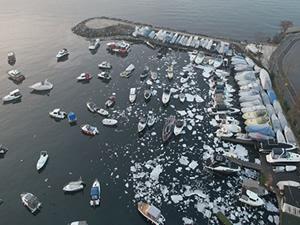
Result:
[265, 202, 279, 212]
[182, 217, 194, 225]
[186, 93, 195, 102]
[268, 215, 273, 223]
[171, 195, 183, 203]
[179, 156, 189, 165]
[177, 110, 187, 116]
[188, 160, 198, 170]
[195, 115, 203, 120]
[150, 165, 163, 181]
[195, 95, 204, 102]
[151, 132, 156, 136]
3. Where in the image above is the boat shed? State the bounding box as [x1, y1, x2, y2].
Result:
[281, 186, 300, 223]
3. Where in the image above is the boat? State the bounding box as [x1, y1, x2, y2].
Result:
[63, 177, 85, 192]
[20, 192, 42, 213]
[205, 154, 241, 174]
[242, 109, 267, 120]
[157, 46, 168, 59]
[36, 151, 49, 171]
[68, 111, 77, 123]
[245, 124, 275, 137]
[81, 124, 99, 135]
[98, 71, 111, 80]
[174, 119, 185, 136]
[248, 132, 274, 142]
[162, 87, 171, 104]
[195, 51, 205, 64]
[147, 111, 156, 127]
[98, 61, 112, 69]
[144, 40, 155, 49]
[138, 114, 147, 132]
[105, 96, 115, 108]
[107, 41, 130, 54]
[77, 72, 92, 81]
[179, 92, 185, 103]
[140, 66, 151, 78]
[266, 148, 300, 164]
[56, 48, 69, 58]
[271, 114, 281, 133]
[29, 79, 53, 91]
[68, 221, 88, 225]
[7, 69, 25, 82]
[278, 112, 288, 132]
[162, 115, 176, 142]
[241, 105, 266, 113]
[129, 88, 137, 103]
[242, 178, 268, 196]
[244, 116, 270, 126]
[3, 89, 22, 102]
[238, 187, 265, 206]
[88, 38, 100, 50]
[167, 66, 173, 79]
[284, 126, 297, 145]
[246, 43, 259, 54]
[273, 165, 297, 173]
[259, 139, 297, 153]
[180, 72, 189, 83]
[0, 144, 8, 154]
[90, 179, 101, 207]
[86, 101, 98, 113]
[214, 55, 223, 68]
[235, 133, 252, 141]
[7, 51, 16, 64]
[208, 54, 216, 65]
[138, 202, 165, 225]
[102, 119, 118, 126]
[144, 85, 152, 100]
[207, 105, 240, 115]
[151, 72, 158, 80]
[215, 127, 233, 137]
[97, 108, 109, 116]
[120, 64, 135, 78]
[276, 130, 286, 143]
[215, 115, 238, 124]
[49, 108, 67, 119]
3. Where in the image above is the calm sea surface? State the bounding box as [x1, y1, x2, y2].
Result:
[0, 1, 299, 224]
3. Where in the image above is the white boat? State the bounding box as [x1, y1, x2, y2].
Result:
[77, 72, 92, 81]
[81, 124, 99, 135]
[56, 48, 69, 58]
[266, 148, 300, 164]
[214, 55, 223, 68]
[138, 202, 165, 225]
[277, 180, 300, 191]
[162, 87, 171, 104]
[105, 96, 115, 108]
[238, 187, 265, 206]
[102, 119, 117, 126]
[284, 126, 297, 145]
[246, 43, 259, 54]
[244, 116, 270, 126]
[7, 69, 25, 82]
[208, 55, 216, 65]
[151, 72, 158, 80]
[120, 64, 135, 78]
[20, 192, 42, 213]
[36, 151, 49, 171]
[189, 53, 196, 63]
[49, 108, 67, 119]
[63, 177, 85, 192]
[138, 114, 147, 132]
[90, 179, 100, 207]
[179, 92, 185, 103]
[88, 38, 100, 50]
[205, 154, 241, 174]
[273, 165, 297, 173]
[220, 124, 241, 133]
[208, 106, 240, 115]
[98, 71, 111, 80]
[180, 72, 189, 83]
[29, 79, 53, 91]
[147, 111, 156, 127]
[140, 66, 151, 78]
[194, 51, 205, 64]
[235, 133, 252, 141]
[167, 66, 173, 79]
[174, 119, 185, 136]
[216, 127, 233, 137]
[97, 108, 109, 116]
[98, 61, 112, 69]
[276, 130, 286, 143]
[144, 85, 152, 100]
[68, 221, 88, 225]
[129, 88, 137, 103]
[86, 101, 98, 113]
[3, 89, 22, 102]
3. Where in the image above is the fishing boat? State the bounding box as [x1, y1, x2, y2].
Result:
[56, 48, 69, 58]
[102, 119, 118, 126]
[63, 177, 85, 192]
[266, 148, 300, 164]
[98, 61, 112, 69]
[20, 192, 42, 213]
[49, 108, 67, 119]
[77, 72, 92, 81]
[97, 108, 109, 116]
[205, 154, 241, 174]
[140, 66, 151, 78]
[151, 72, 158, 80]
[162, 115, 176, 142]
[147, 111, 156, 127]
[129, 88, 137, 103]
[0, 144, 8, 154]
[162, 87, 171, 104]
[105, 96, 115, 108]
[144, 85, 152, 100]
[81, 124, 99, 135]
[215, 127, 233, 137]
[120, 64, 135, 78]
[7, 69, 25, 82]
[86, 101, 98, 113]
[88, 38, 100, 50]
[3, 89, 22, 102]
[179, 92, 185, 103]
[174, 119, 185, 136]
[7, 51, 16, 64]
[68, 112, 77, 123]
[36, 151, 49, 171]
[167, 66, 173, 79]
[90, 179, 100, 207]
[138, 202, 165, 225]
[138, 114, 147, 132]
[29, 79, 53, 91]
[238, 187, 265, 206]
[98, 71, 111, 80]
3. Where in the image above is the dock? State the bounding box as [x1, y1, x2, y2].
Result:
[227, 157, 262, 171]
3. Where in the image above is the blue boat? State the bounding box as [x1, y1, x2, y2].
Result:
[267, 89, 277, 104]
[68, 111, 77, 123]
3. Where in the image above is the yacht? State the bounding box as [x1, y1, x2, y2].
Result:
[63, 177, 85, 192]
[147, 111, 156, 127]
[144, 85, 152, 100]
[20, 192, 42, 213]
[68, 221, 88, 225]
[194, 51, 205, 64]
[7, 51, 16, 64]
[105, 96, 115, 108]
[29, 79, 53, 91]
[88, 38, 100, 50]
[0, 144, 8, 154]
[120, 64, 135, 78]
[179, 92, 185, 103]
[77, 72, 92, 81]
[214, 55, 223, 68]
[98, 71, 111, 80]
[7, 69, 25, 82]
[102, 119, 118, 126]
[138, 202, 165, 225]
[167, 66, 173, 79]
[266, 148, 300, 164]
[3, 89, 22, 102]
[98, 61, 112, 69]
[162, 87, 171, 104]
[151, 72, 158, 80]
[49, 108, 67, 119]
[56, 48, 69, 58]
[238, 187, 265, 206]
[205, 154, 241, 174]
[129, 87, 137, 103]
[36, 151, 49, 171]
[86, 101, 98, 113]
[180, 72, 189, 83]
[215, 127, 233, 137]
[97, 108, 109, 116]
[140, 66, 151, 78]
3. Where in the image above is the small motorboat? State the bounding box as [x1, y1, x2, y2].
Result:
[180, 72, 189, 83]
[207, 105, 240, 115]
[151, 72, 158, 80]
[68, 111, 77, 123]
[36, 151, 49, 171]
[179, 92, 185, 103]
[77, 72, 92, 81]
[208, 54, 216, 65]
[102, 119, 118, 126]
[107, 41, 130, 54]
[3, 89, 22, 102]
[242, 109, 267, 120]
[97, 108, 109, 116]
[144, 85, 152, 100]
[205, 154, 241, 174]
[162, 87, 171, 104]
[238, 187, 265, 206]
[235, 133, 252, 141]
[20, 192, 42, 213]
[0, 144, 8, 154]
[174, 119, 185, 136]
[215, 127, 233, 137]
[266, 148, 300, 164]
[98, 71, 111, 80]
[162, 115, 176, 142]
[244, 116, 270, 126]
[56, 48, 69, 58]
[140, 66, 151, 78]
[49, 108, 67, 119]
[98, 61, 112, 69]
[90, 179, 101, 207]
[29, 79, 53, 91]
[195, 51, 205, 64]
[273, 165, 297, 173]
[105, 96, 115, 108]
[220, 123, 241, 133]
[138, 114, 147, 132]
[88, 38, 100, 50]
[63, 177, 85, 192]
[259, 139, 297, 153]
[120, 64, 135, 78]
[68, 221, 88, 225]
[129, 88, 136, 103]
[214, 55, 223, 68]
[138, 202, 165, 225]
[7, 69, 25, 82]
[167, 66, 173, 79]
[147, 111, 156, 127]
[7, 51, 16, 64]
[86, 101, 98, 113]
[81, 124, 99, 135]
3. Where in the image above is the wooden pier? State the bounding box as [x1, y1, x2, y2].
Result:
[228, 157, 262, 171]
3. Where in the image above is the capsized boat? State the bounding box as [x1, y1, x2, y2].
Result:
[90, 179, 100, 207]
[81, 124, 99, 135]
[3, 89, 22, 102]
[56, 48, 69, 58]
[49, 108, 67, 119]
[88, 38, 100, 50]
[105, 96, 115, 108]
[162, 115, 176, 142]
[20, 192, 42, 213]
[266, 148, 300, 164]
[7, 70, 25, 82]
[120, 64, 135, 78]
[77, 72, 92, 81]
[162, 87, 171, 104]
[86, 101, 98, 113]
[138, 114, 147, 132]
[68, 111, 77, 123]
[98, 61, 112, 69]
[147, 111, 156, 127]
[36, 151, 49, 171]
[174, 119, 185, 136]
[129, 88, 137, 103]
[205, 154, 241, 174]
[238, 187, 265, 206]
[63, 177, 85, 192]
[97, 108, 109, 116]
[29, 79, 53, 91]
[138, 202, 165, 225]
[102, 119, 118, 126]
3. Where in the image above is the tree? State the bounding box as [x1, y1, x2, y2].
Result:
[279, 20, 293, 35]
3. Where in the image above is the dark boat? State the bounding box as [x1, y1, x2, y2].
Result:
[259, 139, 298, 153]
[205, 154, 241, 174]
[8, 52, 16, 65]
[157, 47, 168, 59]
[0, 144, 8, 154]
[162, 115, 176, 142]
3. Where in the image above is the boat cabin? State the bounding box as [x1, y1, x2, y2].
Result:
[146, 205, 162, 222]
[271, 148, 289, 159]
